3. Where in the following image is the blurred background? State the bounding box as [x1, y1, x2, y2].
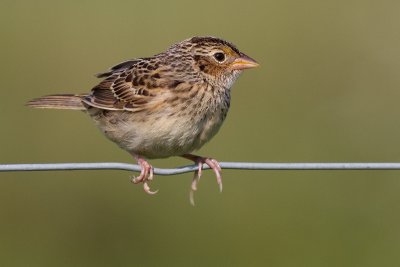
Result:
[1, 0, 400, 266]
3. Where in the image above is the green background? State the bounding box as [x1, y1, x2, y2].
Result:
[2, 0, 400, 266]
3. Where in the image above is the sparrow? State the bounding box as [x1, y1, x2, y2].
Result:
[27, 36, 259, 204]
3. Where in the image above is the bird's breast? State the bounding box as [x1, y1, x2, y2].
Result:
[90, 84, 231, 159]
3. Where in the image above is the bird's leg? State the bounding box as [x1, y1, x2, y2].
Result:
[182, 154, 222, 205]
[130, 155, 157, 195]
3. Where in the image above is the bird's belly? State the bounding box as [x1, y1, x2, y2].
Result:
[131, 114, 225, 158]
[93, 110, 225, 159]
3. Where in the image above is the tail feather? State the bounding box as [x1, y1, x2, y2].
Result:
[26, 94, 86, 110]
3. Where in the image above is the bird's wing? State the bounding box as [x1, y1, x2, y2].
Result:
[82, 59, 168, 112]
[95, 59, 140, 78]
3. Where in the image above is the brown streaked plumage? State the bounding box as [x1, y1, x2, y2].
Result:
[26, 36, 259, 204]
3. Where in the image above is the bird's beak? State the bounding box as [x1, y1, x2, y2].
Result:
[230, 54, 259, 70]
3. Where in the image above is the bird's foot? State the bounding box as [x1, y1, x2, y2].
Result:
[182, 154, 222, 205]
[130, 156, 158, 195]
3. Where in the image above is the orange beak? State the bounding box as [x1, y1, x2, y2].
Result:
[230, 54, 259, 70]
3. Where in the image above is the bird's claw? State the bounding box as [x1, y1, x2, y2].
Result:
[184, 154, 223, 206]
[144, 182, 158, 195]
[204, 158, 223, 192]
[130, 154, 222, 203]
[130, 156, 157, 195]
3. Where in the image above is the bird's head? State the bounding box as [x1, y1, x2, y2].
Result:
[165, 36, 259, 88]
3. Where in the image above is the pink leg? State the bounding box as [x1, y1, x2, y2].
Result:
[130, 155, 158, 195]
[182, 154, 223, 205]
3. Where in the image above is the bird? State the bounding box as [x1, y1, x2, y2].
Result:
[26, 36, 259, 204]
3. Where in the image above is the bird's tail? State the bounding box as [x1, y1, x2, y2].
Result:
[26, 94, 86, 110]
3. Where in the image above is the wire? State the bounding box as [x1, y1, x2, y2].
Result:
[2, 162, 400, 175]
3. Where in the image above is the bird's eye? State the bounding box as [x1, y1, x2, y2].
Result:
[213, 52, 225, 62]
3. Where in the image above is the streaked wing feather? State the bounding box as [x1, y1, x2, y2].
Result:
[95, 59, 139, 78]
[83, 60, 162, 111]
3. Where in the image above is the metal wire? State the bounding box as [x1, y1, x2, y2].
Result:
[2, 162, 400, 175]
